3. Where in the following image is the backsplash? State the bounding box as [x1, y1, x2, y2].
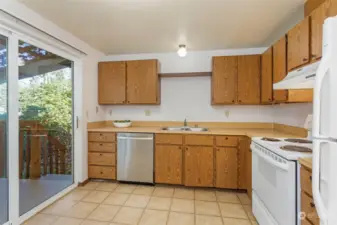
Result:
[273, 103, 313, 128]
[102, 76, 274, 123]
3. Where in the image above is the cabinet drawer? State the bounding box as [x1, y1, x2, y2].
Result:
[88, 153, 116, 166]
[89, 166, 116, 179]
[156, 134, 183, 145]
[88, 132, 115, 142]
[88, 142, 116, 153]
[301, 166, 312, 195]
[301, 191, 319, 224]
[215, 136, 238, 147]
[185, 135, 214, 146]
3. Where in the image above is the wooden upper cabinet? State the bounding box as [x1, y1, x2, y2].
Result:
[212, 56, 238, 104]
[155, 145, 182, 185]
[287, 17, 310, 71]
[126, 59, 160, 104]
[98, 61, 126, 104]
[310, 1, 329, 61]
[273, 37, 288, 102]
[215, 147, 238, 189]
[184, 146, 214, 187]
[261, 47, 273, 104]
[237, 55, 261, 104]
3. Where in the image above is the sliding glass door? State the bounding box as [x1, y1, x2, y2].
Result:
[18, 40, 74, 215]
[0, 20, 82, 224]
[0, 34, 8, 225]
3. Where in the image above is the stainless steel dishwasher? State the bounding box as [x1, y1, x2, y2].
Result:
[117, 133, 154, 183]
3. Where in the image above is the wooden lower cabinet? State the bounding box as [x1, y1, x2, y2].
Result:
[89, 166, 116, 179]
[300, 163, 319, 225]
[215, 147, 238, 189]
[88, 132, 116, 180]
[184, 146, 214, 187]
[245, 139, 252, 198]
[155, 145, 183, 185]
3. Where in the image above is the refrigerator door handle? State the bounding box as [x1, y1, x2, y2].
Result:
[312, 140, 328, 224]
[313, 57, 330, 139]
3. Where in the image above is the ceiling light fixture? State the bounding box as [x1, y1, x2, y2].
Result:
[177, 44, 187, 57]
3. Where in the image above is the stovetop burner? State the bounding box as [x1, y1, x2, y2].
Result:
[280, 145, 312, 152]
[284, 138, 312, 144]
[261, 137, 281, 142]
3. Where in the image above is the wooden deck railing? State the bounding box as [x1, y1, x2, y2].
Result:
[0, 120, 69, 179]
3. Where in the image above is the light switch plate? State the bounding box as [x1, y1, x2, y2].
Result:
[145, 109, 151, 116]
[224, 110, 230, 118]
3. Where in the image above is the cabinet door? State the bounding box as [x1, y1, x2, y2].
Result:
[155, 145, 182, 185]
[261, 47, 273, 104]
[287, 17, 310, 71]
[184, 146, 214, 187]
[126, 59, 159, 104]
[237, 55, 261, 104]
[215, 147, 238, 189]
[212, 56, 238, 104]
[273, 37, 288, 102]
[98, 61, 126, 104]
[311, 1, 328, 61]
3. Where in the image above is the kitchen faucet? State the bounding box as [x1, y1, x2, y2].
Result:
[184, 118, 187, 127]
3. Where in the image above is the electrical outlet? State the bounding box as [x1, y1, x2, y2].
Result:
[224, 110, 230, 118]
[145, 109, 151, 116]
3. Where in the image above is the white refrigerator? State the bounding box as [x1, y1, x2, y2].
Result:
[312, 16, 337, 225]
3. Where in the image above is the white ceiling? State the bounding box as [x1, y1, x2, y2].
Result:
[18, 0, 305, 55]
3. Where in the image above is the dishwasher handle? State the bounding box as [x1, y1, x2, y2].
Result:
[117, 136, 153, 140]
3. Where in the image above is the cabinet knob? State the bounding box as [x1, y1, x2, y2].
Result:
[309, 175, 312, 181]
[99, 144, 103, 146]
[303, 58, 308, 62]
[225, 137, 228, 140]
[100, 171, 103, 174]
[232, 100, 235, 103]
[238, 100, 242, 103]
[310, 202, 315, 208]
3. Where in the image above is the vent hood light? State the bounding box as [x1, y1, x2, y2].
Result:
[177, 44, 187, 57]
[273, 61, 320, 90]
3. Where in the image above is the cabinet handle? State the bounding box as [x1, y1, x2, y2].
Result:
[238, 100, 242, 103]
[303, 58, 308, 62]
[99, 144, 103, 146]
[225, 137, 228, 140]
[100, 133, 103, 136]
[309, 175, 312, 181]
[185, 147, 189, 151]
[232, 100, 235, 103]
[99, 153, 103, 156]
[310, 202, 315, 208]
[100, 171, 103, 174]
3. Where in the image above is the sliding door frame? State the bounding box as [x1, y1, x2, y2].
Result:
[0, 22, 83, 225]
[0, 26, 11, 225]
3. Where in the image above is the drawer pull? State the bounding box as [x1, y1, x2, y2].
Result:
[100, 171, 103, 174]
[99, 153, 103, 156]
[225, 137, 228, 140]
[100, 144, 103, 146]
[310, 202, 315, 208]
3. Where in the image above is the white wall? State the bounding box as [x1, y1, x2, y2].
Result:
[1, 0, 105, 182]
[101, 48, 279, 123]
[273, 103, 313, 128]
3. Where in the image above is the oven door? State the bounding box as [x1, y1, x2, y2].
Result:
[252, 143, 297, 225]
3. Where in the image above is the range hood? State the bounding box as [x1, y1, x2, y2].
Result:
[273, 61, 320, 90]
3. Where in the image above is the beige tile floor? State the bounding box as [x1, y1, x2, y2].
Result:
[23, 181, 258, 225]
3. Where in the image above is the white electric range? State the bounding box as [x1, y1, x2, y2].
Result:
[251, 137, 313, 225]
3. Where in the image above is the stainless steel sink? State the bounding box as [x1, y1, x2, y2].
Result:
[161, 127, 185, 131]
[161, 127, 208, 132]
[184, 127, 209, 132]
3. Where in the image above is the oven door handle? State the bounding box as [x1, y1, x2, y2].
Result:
[252, 147, 289, 171]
